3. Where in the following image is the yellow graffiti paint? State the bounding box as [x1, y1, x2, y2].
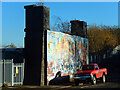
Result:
[48, 44, 50, 49]
[48, 49, 54, 55]
[51, 31, 55, 35]
[50, 39, 53, 43]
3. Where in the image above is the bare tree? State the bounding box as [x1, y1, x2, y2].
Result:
[51, 17, 71, 33]
[3, 43, 17, 48]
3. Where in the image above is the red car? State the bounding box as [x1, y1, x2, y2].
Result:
[73, 63, 107, 85]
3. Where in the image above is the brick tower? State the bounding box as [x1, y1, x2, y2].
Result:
[70, 20, 87, 38]
[23, 5, 49, 86]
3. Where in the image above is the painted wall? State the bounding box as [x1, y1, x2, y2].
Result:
[47, 30, 89, 81]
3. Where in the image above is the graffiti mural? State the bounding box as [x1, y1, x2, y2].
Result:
[47, 30, 89, 81]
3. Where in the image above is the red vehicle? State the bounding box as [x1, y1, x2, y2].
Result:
[73, 63, 107, 85]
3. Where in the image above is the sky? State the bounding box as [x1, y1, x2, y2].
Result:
[1, 1, 119, 47]
[1, 0, 120, 2]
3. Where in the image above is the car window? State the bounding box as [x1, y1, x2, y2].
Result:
[81, 65, 94, 71]
[95, 65, 98, 70]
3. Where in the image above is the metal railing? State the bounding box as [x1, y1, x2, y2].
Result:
[89, 45, 120, 64]
[0, 59, 24, 86]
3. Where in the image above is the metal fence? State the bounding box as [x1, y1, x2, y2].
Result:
[0, 59, 24, 86]
[89, 45, 120, 64]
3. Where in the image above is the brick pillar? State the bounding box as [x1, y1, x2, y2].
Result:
[23, 5, 49, 86]
[70, 20, 87, 38]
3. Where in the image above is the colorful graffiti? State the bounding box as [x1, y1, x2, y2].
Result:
[47, 30, 89, 81]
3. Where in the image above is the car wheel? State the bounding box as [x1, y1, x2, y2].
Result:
[75, 80, 79, 86]
[92, 76, 97, 85]
[102, 74, 106, 83]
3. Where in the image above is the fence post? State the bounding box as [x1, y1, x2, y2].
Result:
[2, 59, 5, 87]
[22, 59, 25, 85]
[11, 59, 14, 86]
[2, 60, 3, 86]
